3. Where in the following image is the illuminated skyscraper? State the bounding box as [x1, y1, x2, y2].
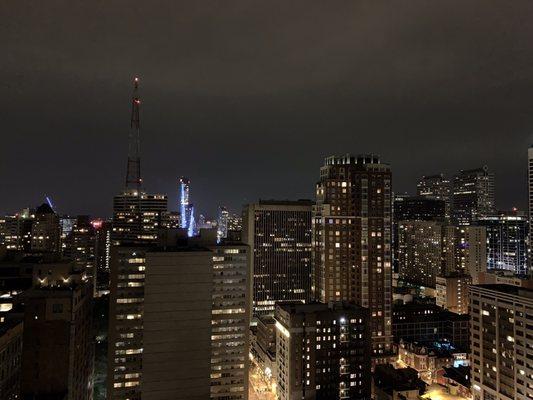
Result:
[313, 154, 393, 358]
[452, 166, 495, 225]
[178, 177, 192, 229]
[216, 206, 229, 242]
[111, 78, 167, 246]
[243, 200, 313, 316]
[478, 210, 529, 275]
[417, 173, 452, 219]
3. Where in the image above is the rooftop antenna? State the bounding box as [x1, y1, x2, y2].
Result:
[125, 77, 142, 192]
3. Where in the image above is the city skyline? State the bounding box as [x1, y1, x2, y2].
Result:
[2, 1, 533, 216]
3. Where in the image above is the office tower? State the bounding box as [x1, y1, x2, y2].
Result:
[529, 146, 533, 247]
[141, 247, 213, 399]
[210, 243, 250, 400]
[0, 316, 23, 399]
[93, 219, 112, 293]
[393, 195, 446, 222]
[216, 206, 229, 242]
[397, 220, 442, 288]
[243, 200, 313, 316]
[107, 246, 146, 400]
[274, 302, 372, 400]
[141, 240, 250, 400]
[0, 212, 33, 251]
[178, 177, 193, 229]
[31, 203, 61, 253]
[112, 193, 168, 244]
[436, 273, 471, 314]
[452, 166, 495, 225]
[22, 281, 94, 399]
[393, 195, 445, 273]
[313, 154, 393, 356]
[112, 78, 168, 246]
[455, 226, 487, 282]
[478, 211, 529, 276]
[470, 284, 533, 400]
[417, 173, 452, 219]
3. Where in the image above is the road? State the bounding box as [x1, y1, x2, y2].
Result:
[248, 364, 277, 400]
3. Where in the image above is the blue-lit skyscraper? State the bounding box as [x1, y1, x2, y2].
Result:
[178, 177, 191, 229]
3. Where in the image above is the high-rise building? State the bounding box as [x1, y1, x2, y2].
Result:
[274, 302, 372, 400]
[470, 284, 533, 400]
[0, 211, 33, 251]
[178, 177, 194, 230]
[107, 245, 147, 400]
[528, 146, 533, 238]
[393, 195, 445, 274]
[417, 173, 452, 220]
[141, 247, 214, 399]
[243, 200, 313, 316]
[478, 211, 529, 276]
[210, 243, 250, 400]
[22, 281, 94, 400]
[109, 234, 251, 400]
[216, 206, 229, 242]
[452, 166, 495, 225]
[112, 192, 168, 244]
[313, 154, 393, 356]
[112, 78, 168, 246]
[31, 203, 61, 253]
[435, 273, 471, 314]
[397, 220, 442, 288]
[455, 225, 487, 282]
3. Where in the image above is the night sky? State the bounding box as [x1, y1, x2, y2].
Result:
[2, 1, 533, 218]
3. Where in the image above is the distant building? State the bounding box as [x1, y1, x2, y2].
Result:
[478, 211, 529, 275]
[250, 315, 276, 387]
[394, 195, 446, 222]
[313, 154, 393, 358]
[452, 166, 495, 225]
[470, 285, 533, 400]
[373, 364, 425, 400]
[398, 220, 442, 288]
[216, 206, 229, 242]
[454, 226, 487, 282]
[0, 211, 33, 251]
[274, 302, 372, 400]
[178, 177, 192, 230]
[0, 316, 23, 400]
[112, 192, 168, 244]
[243, 200, 313, 316]
[528, 146, 533, 249]
[22, 281, 94, 400]
[436, 274, 471, 315]
[31, 203, 61, 253]
[417, 173, 452, 219]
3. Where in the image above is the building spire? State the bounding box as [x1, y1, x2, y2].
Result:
[126, 77, 142, 191]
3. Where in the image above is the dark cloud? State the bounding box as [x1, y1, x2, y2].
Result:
[1, 1, 533, 216]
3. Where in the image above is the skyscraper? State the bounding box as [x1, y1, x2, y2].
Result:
[313, 154, 393, 358]
[31, 203, 61, 253]
[470, 284, 533, 400]
[528, 146, 533, 233]
[243, 200, 313, 316]
[107, 245, 147, 400]
[111, 78, 168, 246]
[397, 220, 442, 288]
[478, 211, 529, 275]
[216, 206, 229, 242]
[417, 173, 452, 219]
[178, 177, 193, 230]
[452, 166, 495, 225]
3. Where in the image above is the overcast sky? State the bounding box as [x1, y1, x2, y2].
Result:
[2, 1, 533, 217]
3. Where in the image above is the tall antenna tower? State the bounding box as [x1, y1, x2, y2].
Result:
[125, 77, 142, 191]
